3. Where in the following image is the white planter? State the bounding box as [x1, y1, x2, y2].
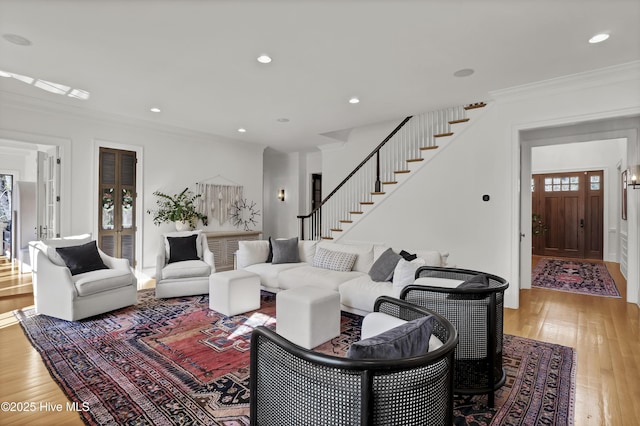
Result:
[175, 221, 192, 231]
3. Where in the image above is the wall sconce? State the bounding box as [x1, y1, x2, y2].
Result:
[629, 166, 640, 189]
[278, 189, 285, 201]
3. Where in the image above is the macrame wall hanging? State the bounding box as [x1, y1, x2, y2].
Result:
[196, 182, 243, 225]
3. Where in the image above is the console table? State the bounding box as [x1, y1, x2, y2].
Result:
[205, 231, 262, 271]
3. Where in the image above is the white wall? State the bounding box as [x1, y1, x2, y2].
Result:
[262, 148, 300, 239]
[0, 145, 37, 182]
[0, 96, 265, 273]
[531, 139, 627, 261]
[316, 62, 640, 309]
[263, 149, 323, 239]
[321, 120, 400, 195]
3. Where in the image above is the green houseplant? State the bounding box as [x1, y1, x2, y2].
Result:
[532, 213, 548, 237]
[147, 188, 208, 230]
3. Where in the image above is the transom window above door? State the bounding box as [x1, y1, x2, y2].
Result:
[544, 176, 579, 192]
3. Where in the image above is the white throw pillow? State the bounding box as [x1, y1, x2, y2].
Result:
[414, 277, 464, 289]
[237, 240, 270, 268]
[317, 241, 373, 273]
[312, 247, 358, 272]
[392, 258, 426, 295]
[298, 240, 318, 263]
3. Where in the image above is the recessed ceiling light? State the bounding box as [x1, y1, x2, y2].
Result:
[348, 97, 360, 104]
[238, 128, 247, 133]
[257, 54, 272, 64]
[276, 118, 290, 123]
[2, 33, 32, 46]
[589, 33, 609, 44]
[0, 70, 12, 78]
[150, 107, 161, 113]
[454, 68, 475, 77]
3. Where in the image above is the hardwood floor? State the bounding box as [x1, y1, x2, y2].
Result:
[1, 255, 638, 425]
[506, 256, 640, 425]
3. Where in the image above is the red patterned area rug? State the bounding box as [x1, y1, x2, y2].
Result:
[532, 258, 621, 298]
[15, 290, 575, 425]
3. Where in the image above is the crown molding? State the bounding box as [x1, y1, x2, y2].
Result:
[490, 61, 640, 103]
[0, 90, 266, 151]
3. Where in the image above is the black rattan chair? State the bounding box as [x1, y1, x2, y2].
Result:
[250, 296, 458, 426]
[401, 266, 509, 407]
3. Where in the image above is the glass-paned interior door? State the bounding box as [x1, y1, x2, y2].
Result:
[0, 174, 13, 257]
[98, 148, 136, 267]
[36, 147, 60, 239]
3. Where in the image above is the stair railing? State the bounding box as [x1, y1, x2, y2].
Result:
[297, 105, 469, 240]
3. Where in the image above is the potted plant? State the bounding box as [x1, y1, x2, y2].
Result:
[532, 213, 548, 237]
[147, 188, 208, 230]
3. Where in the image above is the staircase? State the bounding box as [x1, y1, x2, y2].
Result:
[298, 102, 488, 241]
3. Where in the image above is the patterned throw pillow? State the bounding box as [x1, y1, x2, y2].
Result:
[312, 247, 358, 272]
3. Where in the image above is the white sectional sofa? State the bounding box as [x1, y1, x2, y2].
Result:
[236, 239, 449, 316]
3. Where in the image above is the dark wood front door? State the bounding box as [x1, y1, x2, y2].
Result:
[98, 148, 137, 267]
[532, 170, 603, 259]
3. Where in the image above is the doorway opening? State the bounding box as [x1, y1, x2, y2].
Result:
[311, 173, 322, 211]
[310, 173, 322, 240]
[518, 117, 637, 301]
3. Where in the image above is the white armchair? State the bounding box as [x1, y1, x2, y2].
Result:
[29, 234, 137, 321]
[155, 230, 215, 298]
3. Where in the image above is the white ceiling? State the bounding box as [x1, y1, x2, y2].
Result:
[1, 0, 639, 152]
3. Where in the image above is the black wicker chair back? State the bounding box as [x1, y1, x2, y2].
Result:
[402, 266, 509, 407]
[250, 296, 458, 426]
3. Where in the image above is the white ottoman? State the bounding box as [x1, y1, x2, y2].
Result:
[209, 270, 261, 316]
[276, 286, 341, 349]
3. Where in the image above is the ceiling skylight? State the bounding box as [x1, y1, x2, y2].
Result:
[34, 79, 71, 95]
[0, 69, 90, 100]
[68, 89, 90, 100]
[7, 72, 34, 85]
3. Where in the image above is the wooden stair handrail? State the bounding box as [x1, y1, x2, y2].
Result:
[297, 115, 412, 221]
[298, 102, 485, 240]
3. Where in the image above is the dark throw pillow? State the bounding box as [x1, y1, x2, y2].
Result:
[399, 249, 418, 261]
[448, 274, 490, 300]
[346, 315, 434, 360]
[266, 237, 274, 263]
[458, 274, 490, 289]
[167, 234, 200, 264]
[271, 237, 300, 264]
[55, 240, 109, 276]
[368, 248, 402, 282]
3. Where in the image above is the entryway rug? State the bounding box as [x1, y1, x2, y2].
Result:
[15, 290, 575, 425]
[532, 258, 621, 297]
